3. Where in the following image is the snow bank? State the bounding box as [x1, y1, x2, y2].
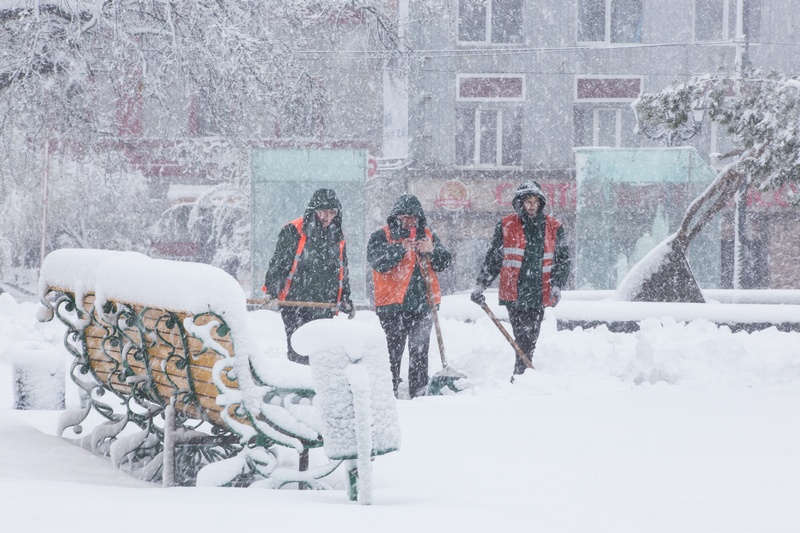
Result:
[444, 287, 800, 328]
[552, 299, 800, 326]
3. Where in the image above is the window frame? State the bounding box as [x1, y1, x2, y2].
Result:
[593, 108, 623, 148]
[456, 73, 526, 102]
[457, 0, 524, 46]
[455, 105, 523, 169]
[693, 0, 737, 42]
[576, 0, 644, 45]
[574, 75, 642, 103]
[573, 75, 642, 148]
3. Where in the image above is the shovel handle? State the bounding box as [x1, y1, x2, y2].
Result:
[247, 298, 336, 309]
[479, 302, 534, 370]
[417, 254, 448, 368]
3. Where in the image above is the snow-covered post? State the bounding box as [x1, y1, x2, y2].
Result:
[300, 317, 401, 504]
[10, 341, 65, 410]
[162, 398, 176, 487]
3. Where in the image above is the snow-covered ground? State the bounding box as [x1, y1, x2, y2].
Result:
[2, 290, 800, 532]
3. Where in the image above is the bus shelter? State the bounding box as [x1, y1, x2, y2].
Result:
[251, 149, 368, 302]
[574, 147, 721, 290]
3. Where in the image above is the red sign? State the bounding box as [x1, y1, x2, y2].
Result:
[495, 182, 576, 208]
[367, 155, 378, 178]
[435, 180, 472, 210]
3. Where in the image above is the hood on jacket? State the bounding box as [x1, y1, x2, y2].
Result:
[387, 194, 427, 235]
[303, 188, 343, 231]
[511, 180, 547, 219]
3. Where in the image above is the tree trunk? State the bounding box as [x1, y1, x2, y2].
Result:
[629, 238, 705, 303]
[621, 155, 750, 303]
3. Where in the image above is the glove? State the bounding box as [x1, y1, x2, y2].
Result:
[338, 300, 356, 319]
[551, 286, 562, 307]
[470, 285, 485, 306]
[262, 292, 279, 310]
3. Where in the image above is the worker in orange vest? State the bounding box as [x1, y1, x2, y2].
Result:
[264, 189, 355, 365]
[471, 181, 570, 379]
[368, 194, 452, 398]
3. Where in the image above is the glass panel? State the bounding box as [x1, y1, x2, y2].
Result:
[695, 0, 723, 41]
[251, 149, 368, 300]
[479, 109, 498, 165]
[459, 0, 487, 42]
[502, 108, 522, 166]
[595, 109, 618, 147]
[578, 0, 605, 42]
[573, 107, 591, 147]
[745, 0, 761, 41]
[610, 0, 642, 43]
[455, 107, 476, 166]
[491, 0, 523, 44]
[574, 148, 721, 290]
[726, 0, 737, 39]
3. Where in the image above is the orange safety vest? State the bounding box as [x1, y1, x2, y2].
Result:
[373, 226, 441, 307]
[277, 218, 346, 304]
[498, 213, 561, 306]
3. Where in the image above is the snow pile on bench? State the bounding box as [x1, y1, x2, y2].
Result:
[38, 248, 400, 500]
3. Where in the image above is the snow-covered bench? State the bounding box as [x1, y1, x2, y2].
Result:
[37, 249, 398, 502]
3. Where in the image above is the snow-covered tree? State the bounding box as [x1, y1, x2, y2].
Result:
[621, 69, 800, 302]
[47, 149, 158, 251]
[0, 0, 403, 272]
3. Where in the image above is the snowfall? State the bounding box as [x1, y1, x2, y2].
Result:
[2, 275, 800, 533]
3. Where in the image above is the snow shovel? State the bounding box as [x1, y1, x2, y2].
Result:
[246, 298, 336, 309]
[478, 302, 534, 370]
[417, 253, 468, 395]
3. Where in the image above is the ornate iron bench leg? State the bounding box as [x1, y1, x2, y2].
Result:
[345, 460, 358, 502]
[298, 448, 309, 490]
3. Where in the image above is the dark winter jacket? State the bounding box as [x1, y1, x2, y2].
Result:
[264, 189, 352, 314]
[367, 194, 452, 314]
[476, 181, 570, 308]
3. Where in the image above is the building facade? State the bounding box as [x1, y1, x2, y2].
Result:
[380, 0, 800, 292]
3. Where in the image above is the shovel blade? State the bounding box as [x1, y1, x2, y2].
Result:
[428, 366, 468, 396]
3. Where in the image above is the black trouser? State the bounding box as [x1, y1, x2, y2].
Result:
[378, 310, 433, 398]
[280, 307, 323, 365]
[508, 306, 545, 375]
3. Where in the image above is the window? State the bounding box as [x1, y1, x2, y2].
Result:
[578, 0, 643, 43]
[694, 0, 735, 41]
[455, 74, 523, 167]
[459, 0, 523, 44]
[694, 0, 761, 41]
[574, 76, 641, 148]
[575, 76, 641, 102]
[456, 107, 522, 167]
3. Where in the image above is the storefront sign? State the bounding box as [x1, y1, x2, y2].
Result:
[495, 182, 576, 208]
[434, 179, 472, 210]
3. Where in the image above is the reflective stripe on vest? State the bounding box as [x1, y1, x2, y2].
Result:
[498, 214, 561, 306]
[278, 218, 346, 304]
[372, 226, 441, 307]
